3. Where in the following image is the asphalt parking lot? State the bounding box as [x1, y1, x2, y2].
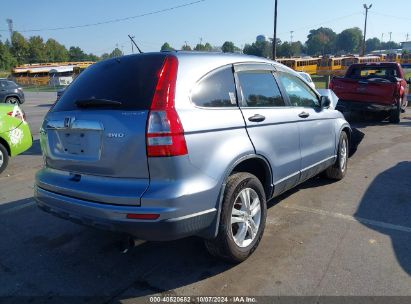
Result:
[1, 92, 410, 302]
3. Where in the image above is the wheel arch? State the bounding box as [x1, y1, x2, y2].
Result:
[202, 154, 273, 239]
[0, 135, 11, 156]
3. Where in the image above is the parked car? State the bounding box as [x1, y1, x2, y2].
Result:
[329, 62, 410, 123]
[0, 79, 25, 105]
[0, 104, 33, 173]
[35, 52, 351, 262]
[298, 71, 316, 89]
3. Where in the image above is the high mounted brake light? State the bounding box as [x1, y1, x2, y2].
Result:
[146, 56, 188, 157]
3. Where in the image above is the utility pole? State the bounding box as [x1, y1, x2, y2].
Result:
[380, 33, 384, 53]
[273, 0, 278, 60]
[406, 33, 409, 42]
[388, 31, 392, 53]
[362, 4, 372, 56]
[290, 31, 294, 44]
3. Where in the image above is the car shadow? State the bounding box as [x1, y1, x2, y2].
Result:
[21, 139, 41, 156]
[354, 161, 411, 275]
[0, 198, 233, 301]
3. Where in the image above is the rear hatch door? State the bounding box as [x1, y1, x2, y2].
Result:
[39, 54, 168, 205]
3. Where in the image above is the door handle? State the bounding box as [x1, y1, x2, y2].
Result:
[248, 114, 266, 122]
[298, 111, 310, 118]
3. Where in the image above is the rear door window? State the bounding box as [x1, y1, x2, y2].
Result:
[277, 72, 319, 108]
[52, 53, 168, 112]
[191, 66, 237, 107]
[237, 71, 285, 107]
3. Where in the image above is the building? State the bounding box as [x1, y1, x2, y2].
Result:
[401, 41, 411, 52]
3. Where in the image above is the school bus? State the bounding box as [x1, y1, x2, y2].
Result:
[340, 56, 381, 75]
[386, 53, 402, 64]
[11, 61, 95, 86]
[401, 53, 411, 68]
[317, 57, 344, 76]
[277, 58, 319, 75]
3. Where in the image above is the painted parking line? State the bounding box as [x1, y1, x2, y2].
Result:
[282, 204, 411, 234]
[0, 199, 36, 215]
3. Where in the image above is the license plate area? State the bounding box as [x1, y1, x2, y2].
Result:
[49, 129, 102, 161]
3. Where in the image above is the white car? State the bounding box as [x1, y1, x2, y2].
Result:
[298, 72, 316, 89]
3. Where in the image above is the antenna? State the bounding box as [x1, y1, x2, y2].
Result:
[128, 34, 143, 54]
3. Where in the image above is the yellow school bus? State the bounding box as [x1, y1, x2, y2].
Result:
[317, 57, 344, 76]
[277, 58, 319, 75]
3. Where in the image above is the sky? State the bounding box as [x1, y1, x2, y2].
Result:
[1, 0, 410, 55]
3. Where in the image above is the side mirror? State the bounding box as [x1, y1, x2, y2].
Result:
[320, 96, 331, 108]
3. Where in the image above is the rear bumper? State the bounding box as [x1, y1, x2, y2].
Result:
[34, 185, 217, 241]
[336, 100, 396, 113]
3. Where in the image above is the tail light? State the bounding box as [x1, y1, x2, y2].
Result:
[146, 56, 188, 157]
[7, 109, 26, 121]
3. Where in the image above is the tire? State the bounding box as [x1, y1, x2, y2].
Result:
[204, 172, 267, 263]
[5, 96, 19, 105]
[324, 131, 348, 180]
[0, 143, 9, 174]
[389, 99, 401, 124]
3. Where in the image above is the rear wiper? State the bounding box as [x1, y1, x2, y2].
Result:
[75, 98, 122, 108]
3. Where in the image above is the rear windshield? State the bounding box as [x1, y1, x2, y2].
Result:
[347, 66, 399, 80]
[52, 53, 167, 112]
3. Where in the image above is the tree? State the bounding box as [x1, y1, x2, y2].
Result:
[160, 42, 174, 51]
[381, 41, 401, 51]
[365, 37, 381, 53]
[336, 27, 362, 54]
[243, 41, 272, 58]
[11, 32, 30, 64]
[181, 44, 192, 51]
[45, 39, 69, 62]
[306, 27, 336, 55]
[0, 40, 17, 70]
[109, 47, 123, 58]
[68, 46, 87, 61]
[28, 36, 46, 63]
[86, 53, 99, 61]
[101, 53, 110, 60]
[194, 42, 213, 51]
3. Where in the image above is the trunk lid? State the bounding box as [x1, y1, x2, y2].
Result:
[42, 53, 168, 179]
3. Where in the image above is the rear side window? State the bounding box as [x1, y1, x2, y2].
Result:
[191, 66, 237, 107]
[52, 54, 168, 112]
[237, 71, 285, 107]
[277, 72, 319, 108]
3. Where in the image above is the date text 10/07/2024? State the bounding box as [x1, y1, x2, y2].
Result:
[149, 296, 257, 303]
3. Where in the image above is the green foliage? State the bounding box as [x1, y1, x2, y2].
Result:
[109, 48, 123, 58]
[160, 42, 175, 51]
[45, 39, 69, 62]
[11, 32, 30, 64]
[306, 27, 337, 55]
[243, 41, 272, 58]
[194, 42, 213, 51]
[365, 37, 381, 53]
[222, 41, 235, 53]
[181, 44, 192, 51]
[0, 40, 17, 70]
[28, 36, 47, 63]
[336, 27, 363, 53]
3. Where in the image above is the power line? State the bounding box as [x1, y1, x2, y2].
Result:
[0, 0, 206, 33]
[278, 12, 362, 35]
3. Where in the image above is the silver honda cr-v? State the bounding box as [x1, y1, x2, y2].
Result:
[35, 52, 351, 262]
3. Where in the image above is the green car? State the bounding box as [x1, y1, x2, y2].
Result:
[0, 104, 32, 173]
